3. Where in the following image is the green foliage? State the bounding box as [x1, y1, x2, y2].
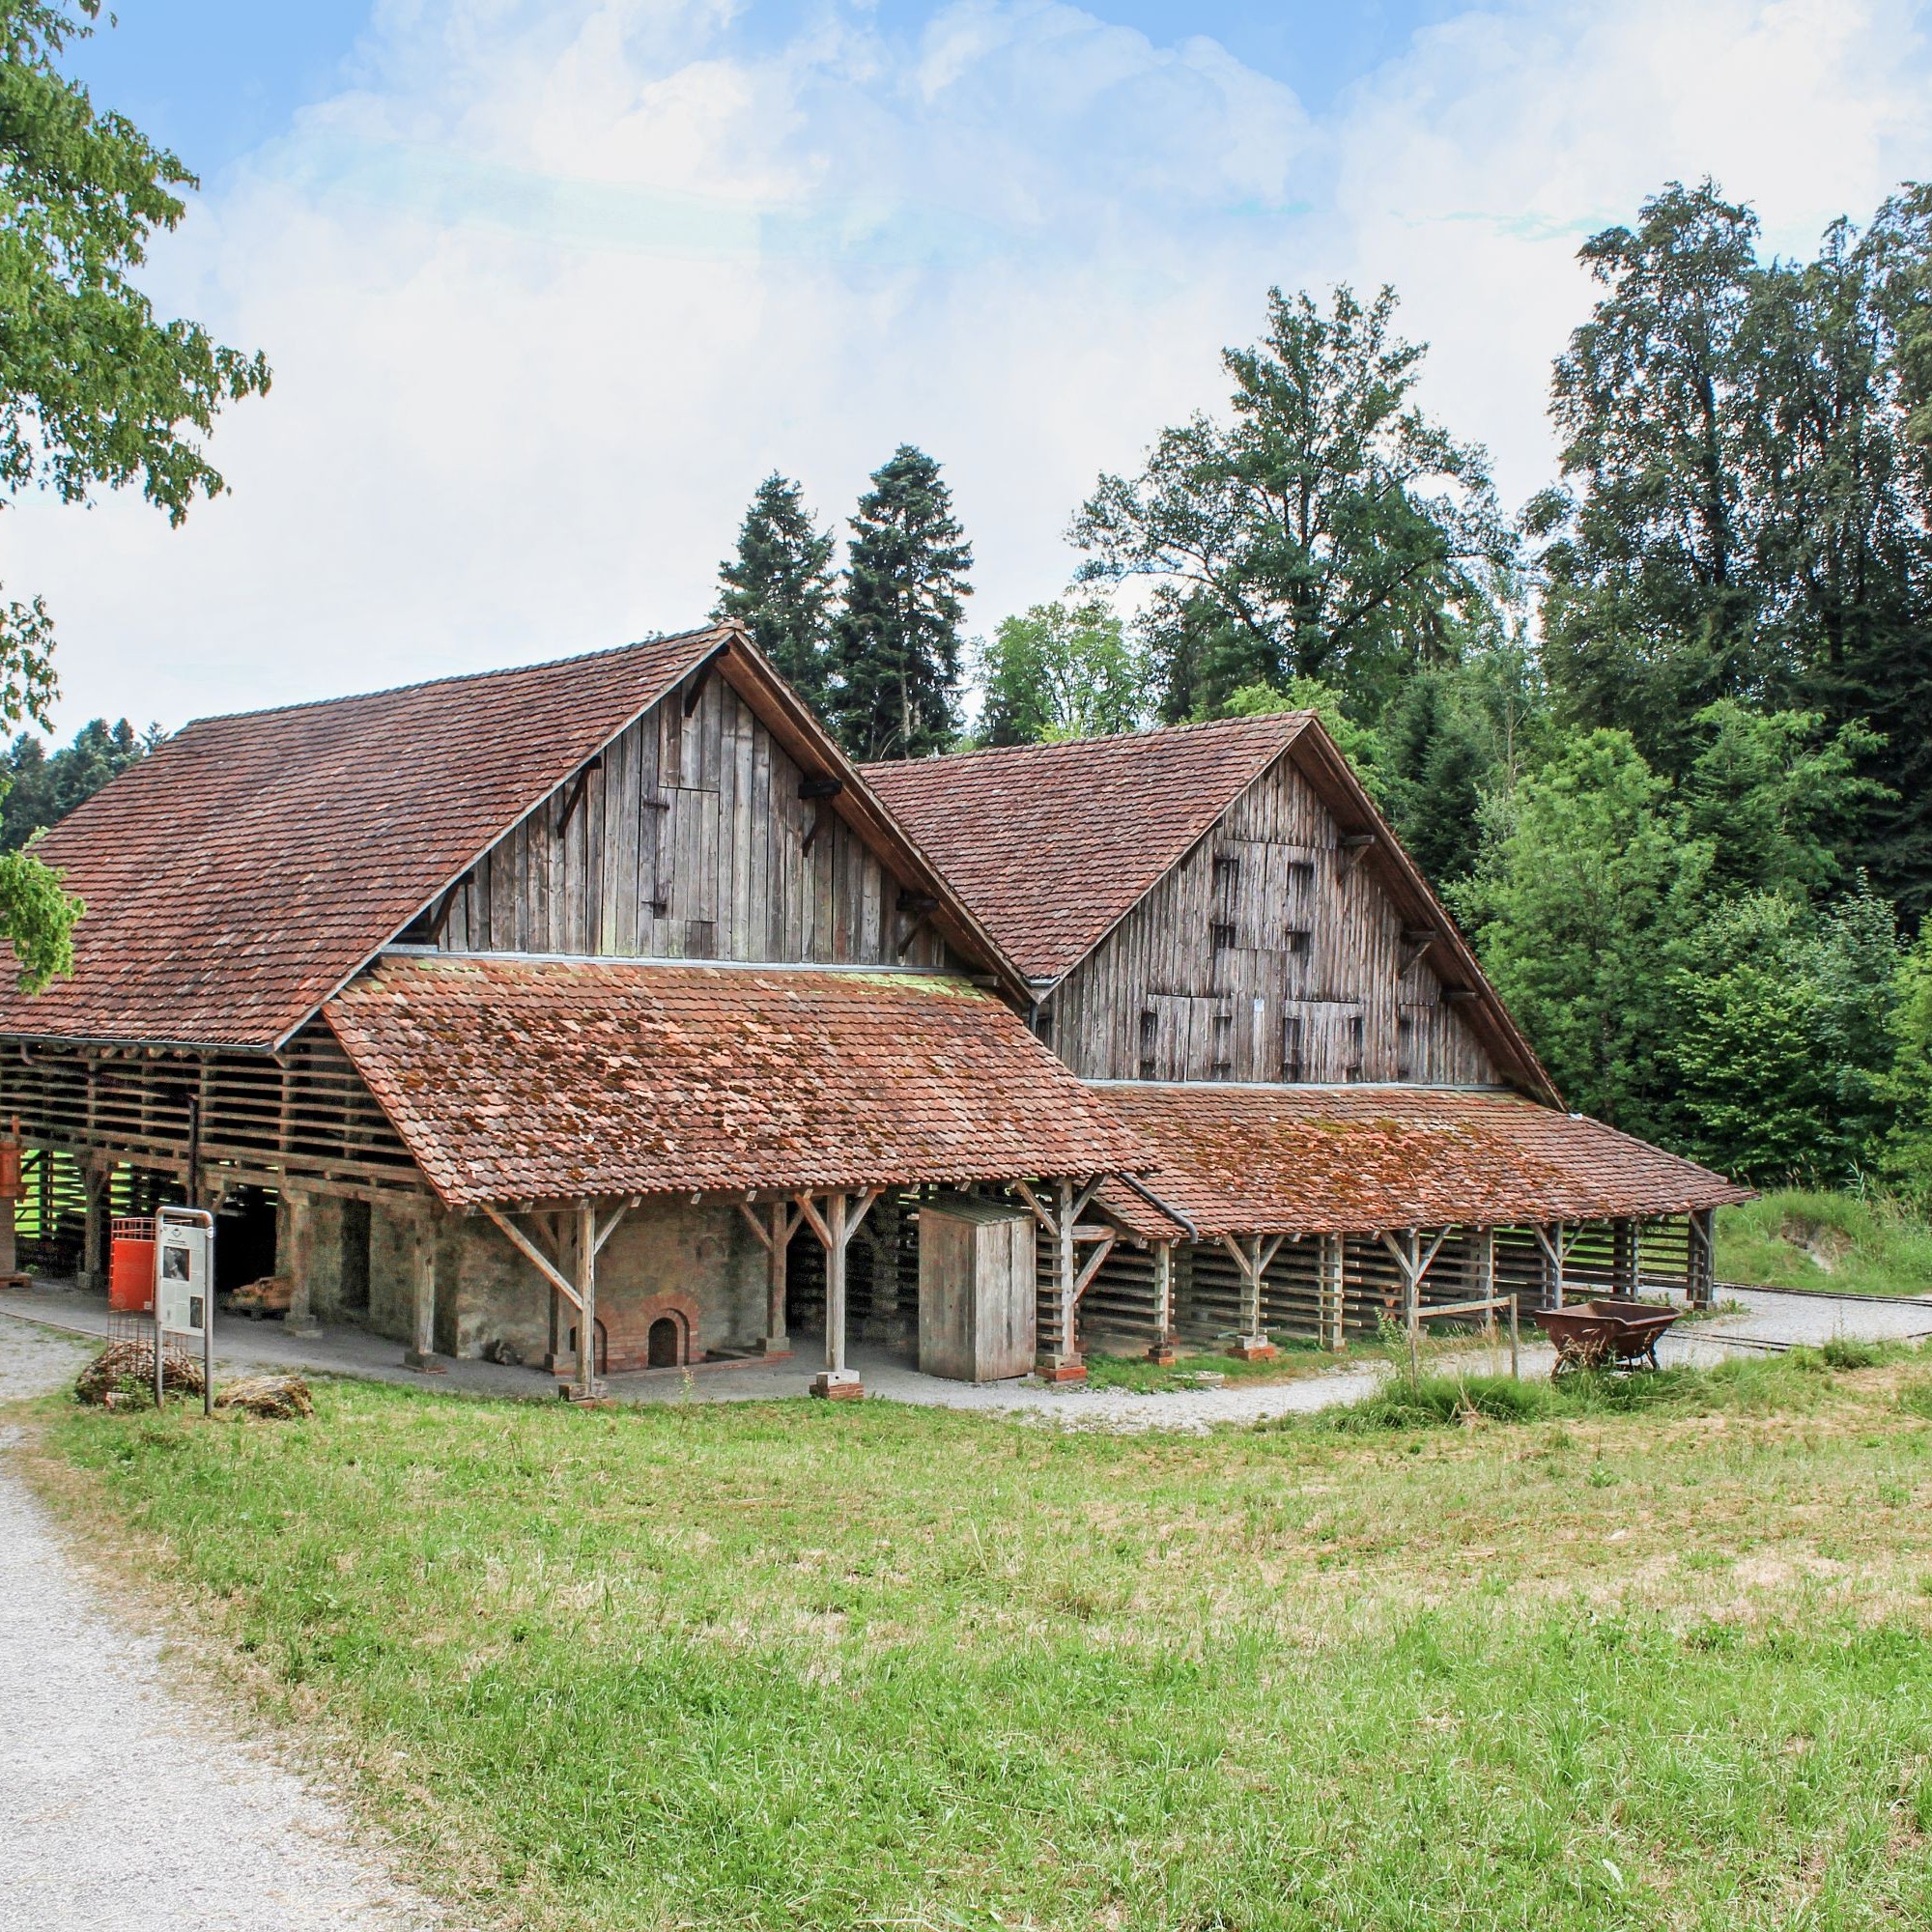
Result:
[1072, 283, 1514, 722]
[1682, 700, 1885, 897]
[1884, 926, 1932, 1201]
[0, 841, 75, 988]
[0, 1, 270, 522]
[0, 715, 154, 849]
[826, 445, 971, 762]
[1216, 672, 1388, 797]
[1670, 889, 1901, 1182]
[972, 598, 1143, 745]
[1454, 729, 1709, 1133]
[0, 2, 267, 986]
[1532, 178, 1932, 918]
[713, 472, 837, 714]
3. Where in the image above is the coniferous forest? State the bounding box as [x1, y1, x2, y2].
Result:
[716, 179, 1932, 1208]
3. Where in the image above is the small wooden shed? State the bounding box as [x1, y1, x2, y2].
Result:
[918, 1195, 1037, 1383]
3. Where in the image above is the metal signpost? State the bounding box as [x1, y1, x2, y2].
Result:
[153, 1206, 216, 1417]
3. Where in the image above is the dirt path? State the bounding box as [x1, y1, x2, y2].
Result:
[0, 1322, 435, 1932]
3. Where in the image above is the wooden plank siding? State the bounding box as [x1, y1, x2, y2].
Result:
[1046, 751, 1498, 1086]
[0, 1025, 422, 1201]
[432, 673, 953, 972]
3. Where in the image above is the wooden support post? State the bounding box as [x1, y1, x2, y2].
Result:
[1688, 1207, 1716, 1311]
[1475, 1226, 1497, 1347]
[1611, 1218, 1637, 1298]
[765, 1200, 796, 1356]
[738, 1199, 801, 1358]
[1147, 1239, 1178, 1365]
[0, 1187, 17, 1286]
[79, 1162, 110, 1291]
[573, 1199, 601, 1401]
[801, 1189, 877, 1400]
[1225, 1233, 1282, 1360]
[1319, 1232, 1346, 1352]
[1379, 1228, 1449, 1382]
[1036, 1177, 1086, 1383]
[1535, 1222, 1571, 1307]
[284, 1190, 323, 1338]
[402, 1200, 445, 1374]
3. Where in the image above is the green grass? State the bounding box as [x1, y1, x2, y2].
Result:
[24, 1355, 1932, 1931]
[1082, 1324, 1505, 1393]
[1719, 1189, 1932, 1296]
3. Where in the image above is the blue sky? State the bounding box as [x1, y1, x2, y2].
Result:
[20, 0, 1932, 732]
[71, 3, 1463, 176]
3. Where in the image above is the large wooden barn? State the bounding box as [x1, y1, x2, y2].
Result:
[0, 631, 1745, 1389]
[864, 715, 1748, 1361]
[0, 625, 1145, 1395]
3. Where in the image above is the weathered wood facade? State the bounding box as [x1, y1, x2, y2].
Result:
[1043, 753, 1497, 1085]
[414, 669, 956, 972]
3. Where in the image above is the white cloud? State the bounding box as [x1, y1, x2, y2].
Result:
[5, 0, 1929, 734]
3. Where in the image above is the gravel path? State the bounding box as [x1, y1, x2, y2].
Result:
[0, 1321, 435, 1932]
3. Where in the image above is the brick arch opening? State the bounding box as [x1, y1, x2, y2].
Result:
[603, 1289, 701, 1373]
[647, 1313, 685, 1368]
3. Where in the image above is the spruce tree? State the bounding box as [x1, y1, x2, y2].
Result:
[828, 446, 972, 761]
[714, 472, 838, 714]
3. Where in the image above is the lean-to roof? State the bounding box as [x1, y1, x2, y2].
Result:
[864, 715, 1555, 1100]
[326, 952, 1150, 1208]
[1094, 1084, 1750, 1239]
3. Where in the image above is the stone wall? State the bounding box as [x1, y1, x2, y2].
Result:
[442, 1196, 764, 1373]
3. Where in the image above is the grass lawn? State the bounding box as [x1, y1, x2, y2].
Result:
[1719, 1189, 1932, 1296]
[22, 1350, 1932, 1931]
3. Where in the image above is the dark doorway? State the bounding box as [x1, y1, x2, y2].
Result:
[213, 1187, 277, 1294]
[338, 1197, 371, 1314]
[647, 1316, 682, 1368]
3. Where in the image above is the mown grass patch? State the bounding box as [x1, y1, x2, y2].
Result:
[1719, 1188, 1932, 1296]
[22, 1356, 1932, 1931]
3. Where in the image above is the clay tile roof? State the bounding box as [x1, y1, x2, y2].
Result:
[325, 952, 1151, 1208]
[1094, 1085, 1750, 1238]
[861, 713, 1311, 983]
[0, 629, 727, 1050]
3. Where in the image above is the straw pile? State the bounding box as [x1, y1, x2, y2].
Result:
[74, 1338, 206, 1406]
[213, 1374, 314, 1421]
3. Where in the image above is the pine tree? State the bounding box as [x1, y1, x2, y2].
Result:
[827, 446, 973, 761]
[713, 472, 837, 714]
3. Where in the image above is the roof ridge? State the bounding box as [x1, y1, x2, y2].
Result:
[860, 708, 1313, 773]
[178, 623, 730, 731]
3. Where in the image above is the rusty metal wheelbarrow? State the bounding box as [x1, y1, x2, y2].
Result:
[1530, 1298, 1681, 1377]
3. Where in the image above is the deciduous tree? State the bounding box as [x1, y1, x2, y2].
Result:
[974, 598, 1143, 745]
[1072, 284, 1514, 722]
[0, 1, 270, 985]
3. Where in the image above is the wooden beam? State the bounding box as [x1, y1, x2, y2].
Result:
[1338, 832, 1376, 877]
[736, 1200, 776, 1253]
[792, 1191, 836, 1250]
[682, 659, 715, 717]
[1072, 1231, 1116, 1303]
[575, 1200, 599, 1399]
[555, 755, 603, 836]
[591, 1196, 639, 1259]
[481, 1202, 582, 1312]
[1010, 1178, 1055, 1237]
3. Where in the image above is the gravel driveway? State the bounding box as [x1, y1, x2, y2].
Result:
[0, 1321, 435, 1932]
